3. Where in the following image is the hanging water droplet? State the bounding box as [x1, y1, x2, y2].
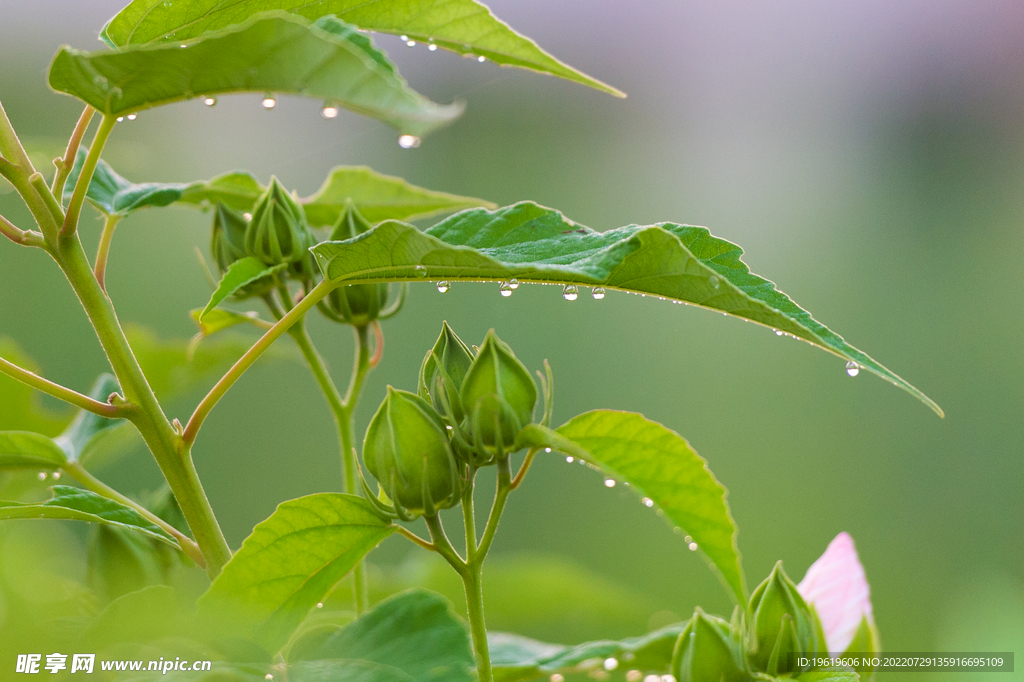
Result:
[508, 278, 520, 289]
[116, 117, 124, 122]
[775, 330, 784, 336]
[179, 43, 187, 48]
[644, 676, 661, 682]
[642, 497, 654, 508]
[399, 35, 409, 41]
[544, 448, 552, 453]
[406, 40, 417, 47]
[37, 471, 47, 481]
[126, 113, 137, 121]
[845, 361, 860, 377]
[413, 265, 428, 277]
[549, 675, 564, 682]
[604, 478, 616, 488]
[428, 43, 438, 51]
[51, 471, 61, 480]
[436, 281, 450, 293]
[592, 287, 606, 300]
[477, 55, 486, 62]
[203, 96, 217, 106]
[604, 658, 619, 671]
[398, 134, 421, 149]
[562, 284, 579, 301]
[566, 456, 574, 463]
[661, 676, 677, 682]
[321, 104, 340, 119]
[688, 542, 698, 551]
[316, 602, 323, 608]
[261, 94, 277, 109]
[499, 281, 513, 297]
[709, 275, 720, 289]
[446, 425, 453, 431]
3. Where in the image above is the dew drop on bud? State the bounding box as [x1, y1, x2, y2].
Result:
[846, 361, 860, 377]
[261, 95, 277, 109]
[37, 471, 47, 481]
[321, 104, 339, 119]
[566, 456, 574, 463]
[592, 287, 606, 300]
[508, 278, 520, 290]
[436, 281, 450, 293]
[604, 478, 616, 488]
[562, 284, 579, 301]
[428, 43, 438, 51]
[499, 281, 513, 297]
[203, 96, 217, 106]
[398, 134, 421, 149]
[688, 542, 698, 551]
[413, 265, 428, 277]
[642, 497, 654, 507]
[604, 658, 619, 671]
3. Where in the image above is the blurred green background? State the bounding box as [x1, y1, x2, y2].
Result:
[1, 0, 1022, 678]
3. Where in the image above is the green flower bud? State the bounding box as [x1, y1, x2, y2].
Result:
[318, 199, 390, 325]
[672, 608, 748, 682]
[210, 202, 248, 274]
[419, 322, 475, 423]
[749, 561, 821, 674]
[460, 330, 537, 452]
[244, 177, 313, 266]
[362, 387, 460, 518]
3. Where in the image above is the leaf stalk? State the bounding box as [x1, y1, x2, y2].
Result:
[62, 115, 115, 237]
[52, 105, 95, 199]
[0, 354, 128, 418]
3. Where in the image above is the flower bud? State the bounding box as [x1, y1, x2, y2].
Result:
[210, 202, 248, 274]
[672, 608, 748, 682]
[419, 322, 475, 423]
[244, 177, 313, 266]
[749, 561, 822, 674]
[460, 330, 537, 451]
[318, 199, 390, 325]
[362, 387, 460, 518]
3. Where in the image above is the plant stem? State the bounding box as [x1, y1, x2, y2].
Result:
[0, 354, 126, 418]
[94, 214, 121, 291]
[63, 460, 205, 567]
[463, 566, 493, 682]
[62, 115, 115, 236]
[477, 455, 511, 559]
[52, 105, 95, 198]
[510, 447, 539, 490]
[462, 472, 478, 559]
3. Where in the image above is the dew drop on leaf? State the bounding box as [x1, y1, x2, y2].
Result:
[544, 448, 552, 453]
[549, 675, 564, 682]
[37, 471, 47, 481]
[436, 281, 450, 293]
[565, 456, 574, 463]
[775, 330, 784, 336]
[604, 658, 619, 671]
[203, 96, 217, 106]
[321, 104, 339, 119]
[399, 35, 409, 41]
[398, 134, 421, 149]
[93, 75, 108, 88]
[562, 284, 579, 301]
[316, 602, 323, 608]
[243, 212, 252, 221]
[428, 43, 438, 51]
[604, 478, 616, 488]
[689, 542, 699, 551]
[592, 287, 606, 300]
[508, 278, 520, 290]
[51, 471, 60, 480]
[261, 95, 277, 109]
[116, 117, 124, 122]
[126, 113, 137, 121]
[477, 55, 486, 62]
[709, 275, 720, 289]
[626, 672, 642, 682]
[499, 281, 513, 297]
[642, 497, 654, 507]
[413, 265, 427, 277]
[846, 361, 860, 377]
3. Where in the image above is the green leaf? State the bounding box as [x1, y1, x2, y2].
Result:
[63, 148, 186, 217]
[101, 0, 623, 97]
[291, 590, 474, 682]
[798, 670, 860, 682]
[179, 171, 266, 212]
[201, 258, 287, 322]
[53, 374, 130, 463]
[87, 526, 169, 602]
[489, 624, 685, 682]
[0, 432, 68, 470]
[51, 14, 462, 137]
[312, 202, 941, 415]
[0, 485, 178, 547]
[191, 307, 270, 337]
[197, 493, 395, 653]
[519, 410, 745, 604]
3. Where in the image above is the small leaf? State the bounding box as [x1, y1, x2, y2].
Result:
[312, 202, 941, 415]
[201, 258, 287, 322]
[87, 525, 169, 602]
[0, 485, 178, 547]
[51, 15, 462, 137]
[179, 171, 266, 212]
[191, 307, 270, 337]
[63, 148, 185, 216]
[197, 493, 394, 653]
[53, 374, 127, 463]
[520, 410, 745, 604]
[102, 0, 623, 97]
[489, 624, 685, 682]
[291, 589, 474, 682]
[0, 432, 68, 470]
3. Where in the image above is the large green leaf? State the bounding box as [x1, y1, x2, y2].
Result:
[290, 590, 474, 682]
[63, 148, 186, 217]
[197, 493, 395, 653]
[101, 0, 623, 97]
[517, 411, 745, 604]
[489, 624, 685, 682]
[0, 432, 68, 470]
[312, 202, 941, 415]
[51, 15, 462, 137]
[200, 258, 286, 322]
[0, 485, 178, 547]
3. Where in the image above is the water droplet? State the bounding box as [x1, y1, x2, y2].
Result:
[116, 117, 124, 122]
[126, 113, 137, 121]
[661, 676, 677, 682]
[673, 527, 682, 535]
[656, 508, 665, 517]
[688, 542, 698, 551]
[261, 95, 277, 109]
[775, 330, 784, 336]
[550, 675, 564, 682]
[398, 134, 421, 149]
[566, 456, 574, 463]
[428, 43, 438, 51]
[93, 75, 108, 88]
[406, 40, 417, 47]
[645, 675, 662, 682]
[592, 287, 606, 300]
[162, 1, 171, 6]
[321, 104, 339, 119]
[37, 471, 47, 481]
[179, 43, 187, 48]
[203, 96, 217, 106]
[51, 471, 61, 480]
[508, 278, 520, 289]
[544, 448, 552, 453]
[499, 281, 513, 297]
[110, 86, 122, 100]
[316, 602, 323, 608]
[399, 35, 409, 42]
[627, 671, 643, 682]
[477, 55, 486, 62]
[413, 265, 428, 277]
[642, 497, 654, 508]
[243, 212, 253, 221]
[845, 361, 860, 377]
[436, 281, 450, 293]
[709, 275, 720, 289]
[562, 284, 579, 301]
[446, 425, 453, 431]
[604, 478, 616, 488]
[604, 658, 619, 671]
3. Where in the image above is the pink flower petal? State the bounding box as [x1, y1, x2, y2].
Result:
[797, 532, 874, 653]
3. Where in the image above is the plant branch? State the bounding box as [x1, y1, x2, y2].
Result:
[477, 455, 512, 560]
[29, 172, 65, 227]
[462, 472, 478, 560]
[94, 214, 121, 291]
[184, 279, 334, 445]
[394, 524, 435, 551]
[369, 321, 384, 367]
[0, 213, 28, 245]
[62, 115, 115, 237]
[0, 354, 127, 418]
[424, 514, 467, 576]
[510, 447, 539, 490]
[52, 106, 95, 199]
[0, 100, 34, 175]
[0, 155, 18, 181]
[63, 460, 205, 567]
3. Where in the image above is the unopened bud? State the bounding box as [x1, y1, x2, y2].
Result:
[244, 177, 312, 266]
[419, 322, 475, 422]
[461, 330, 537, 451]
[318, 199, 389, 324]
[210, 203, 248, 274]
[672, 608, 748, 682]
[750, 561, 822, 674]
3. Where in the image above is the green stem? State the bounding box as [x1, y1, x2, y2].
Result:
[52, 105, 95, 199]
[0, 102, 60, 242]
[62, 115, 115, 236]
[29, 172, 65, 227]
[462, 472, 478, 560]
[55, 234, 231, 576]
[0, 100, 34, 174]
[94, 214, 121, 291]
[477, 455, 511, 559]
[463, 566, 493, 682]
[63, 460, 204, 567]
[0, 354, 126, 418]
